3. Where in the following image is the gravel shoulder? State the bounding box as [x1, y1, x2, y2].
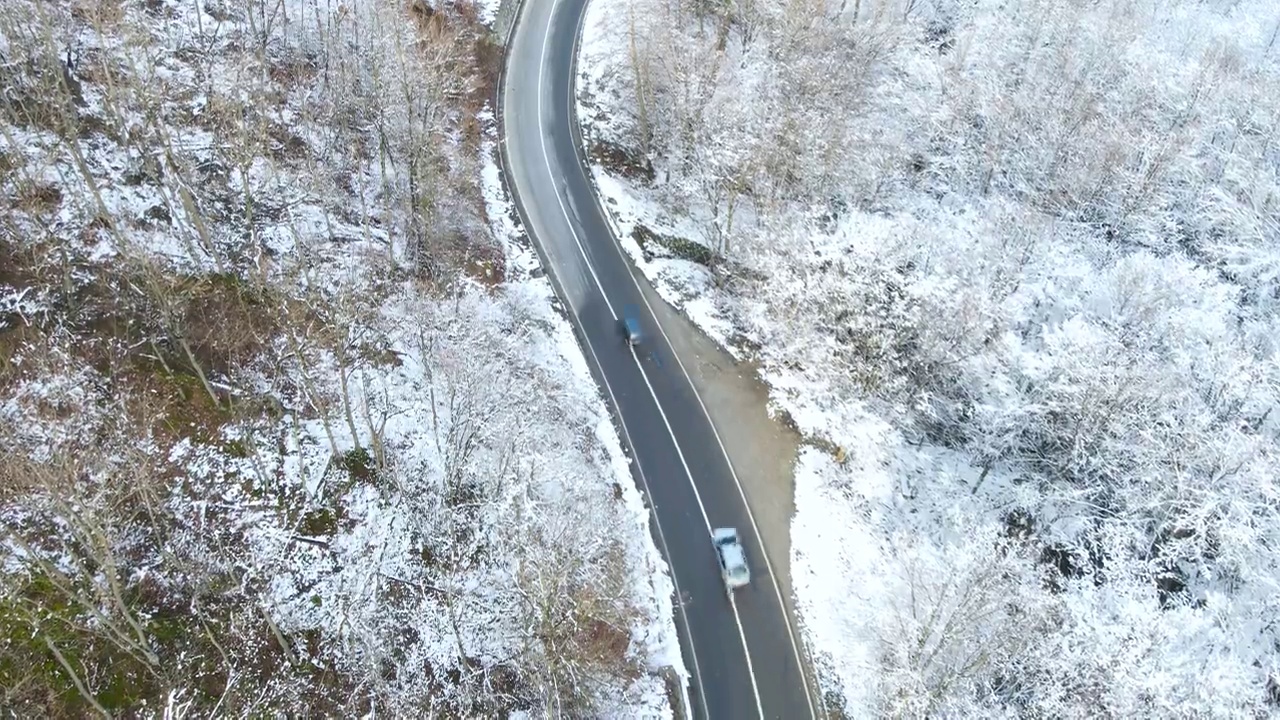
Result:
[627, 260, 804, 616]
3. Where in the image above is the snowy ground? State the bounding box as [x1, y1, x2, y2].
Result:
[0, 0, 680, 714]
[575, 14, 742, 357]
[577, 0, 1280, 716]
[479, 115, 685, 716]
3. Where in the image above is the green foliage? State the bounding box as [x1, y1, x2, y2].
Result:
[0, 577, 79, 707]
[0, 574, 157, 713]
[225, 438, 251, 458]
[301, 507, 339, 537]
[340, 446, 378, 486]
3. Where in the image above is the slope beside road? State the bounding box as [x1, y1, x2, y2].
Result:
[496, 0, 820, 717]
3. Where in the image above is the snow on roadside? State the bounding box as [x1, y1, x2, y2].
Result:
[576, 0, 1280, 712]
[573, 0, 887, 710]
[474, 0, 502, 28]
[574, 0, 870, 694]
[481, 110, 684, 717]
[575, 5, 740, 358]
[790, 427, 891, 716]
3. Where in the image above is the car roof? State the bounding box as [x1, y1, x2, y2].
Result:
[720, 542, 747, 571]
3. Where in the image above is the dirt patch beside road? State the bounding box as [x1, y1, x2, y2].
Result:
[629, 265, 803, 605]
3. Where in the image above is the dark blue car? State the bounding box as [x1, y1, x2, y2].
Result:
[622, 306, 642, 347]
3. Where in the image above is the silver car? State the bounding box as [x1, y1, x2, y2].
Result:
[712, 527, 750, 590]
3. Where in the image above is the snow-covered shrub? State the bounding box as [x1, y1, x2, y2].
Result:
[586, 0, 1280, 714]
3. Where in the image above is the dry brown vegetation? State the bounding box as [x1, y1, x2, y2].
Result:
[0, 1, 530, 717]
[0, 0, 658, 715]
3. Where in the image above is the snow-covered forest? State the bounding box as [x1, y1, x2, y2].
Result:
[0, 0, 681, 716]
[579, 0, 1280, 715]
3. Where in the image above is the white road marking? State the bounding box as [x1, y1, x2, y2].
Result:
[603, 201, 823, 720]
[553, 278, 706, 720]
[514, 116, 705, 718]
[559, 5, 821, 718]
[525, 1, 769, 717]
[625, 341, 766, 717]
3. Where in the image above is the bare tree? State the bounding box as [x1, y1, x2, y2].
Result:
[875, 523, 1054, 717]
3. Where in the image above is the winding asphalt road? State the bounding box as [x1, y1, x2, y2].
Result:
[497, 0, 819, 717]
